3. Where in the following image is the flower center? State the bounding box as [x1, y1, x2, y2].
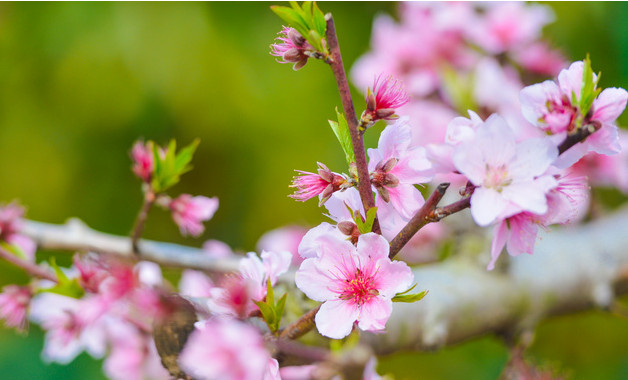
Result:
[484, 164, 511, 190]
[338, 268, 379, 306]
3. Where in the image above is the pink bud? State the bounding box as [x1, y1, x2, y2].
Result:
[170, 194, 219, 237]
[0, 285, 31, 331]
[131, 141, 154, 183]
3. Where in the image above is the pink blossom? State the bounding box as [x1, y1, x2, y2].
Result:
[466, 3, 554, 54]
[170, 194, 219, 237]
[104, 320, 169, 380]
[270, 26, 311, 71]
[295, 233, 413, 339]
[290, 162, 349, 205]
[257, 225, 308, 266]
[179, 269, 215, 298]
[368, 118, 432, 219]
[511, 42, 566, 76]
[202, 239, 234, 258]
[279, 365, 318, 380]
[0, 285, 31, 330]
[452, 115, 558, 226]
[179, 318, 271, 380]
[488, 175, 589, 270]
[0, 202, 36, 261]
[521, 61, 628, 165]
[239, 250, 292, 301]
[207, 275, 255, 318]
[131, 141, 154, 183]
[363, 74, 410, 122]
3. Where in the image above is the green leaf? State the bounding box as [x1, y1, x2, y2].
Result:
[150, 139, 200, 193]
[254, 300, 276, 327]
[579, 54, 602, 118]
[312, 2, 327, 37]
[329, 108, 355, 165]
[266, 278, 274, 306]
[38, 257, 84, 299]
[275, 294, 287, 327]
[271, 2, 328, 56]
[392, 287, 428, 303]
[359, 207, 378, 234]
[0, 241, 27, 260]
[270, 6, 309, 39]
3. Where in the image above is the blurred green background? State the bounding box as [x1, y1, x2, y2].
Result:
[0, 2, 627, 379]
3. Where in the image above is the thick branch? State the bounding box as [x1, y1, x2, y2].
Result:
[325, 13, 380, 235]
[362, 206, 628, 354]
[389, 183, 449, 259]
[22, 218, 240, 273]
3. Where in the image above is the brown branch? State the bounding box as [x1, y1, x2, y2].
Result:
[389, 183, 450, 259]
[279, 304, 321, 340]
[273, 338, 330, 362]
[0, 246, 57, 283]
[557, 122, 600, 155]
[325, 13, 380, 235]
[130, 190, 156, 254]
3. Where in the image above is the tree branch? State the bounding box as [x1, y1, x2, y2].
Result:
[361, 206, 628, 353]
[0, 246, 57, 283]
[325, 13, 380, 235]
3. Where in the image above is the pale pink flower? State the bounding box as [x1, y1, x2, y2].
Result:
[207, 275, 255, 318]
[298, 222, 348, 260]
[179, 318, 271, 380]
[0, 285, 31, 330]
[466, 3, 554, 54]
[73, 254, 110, 294]
[488, 175, 589, 270]
[179, 269, 215, 298]
[364, 74, 410, 122]
[202, 239, 234, 258]
[279, 365, 318, 380]
[0, 202, 36, 261]
[170, 194, 219, 237]
[239, 250, 292, 301]
[290, 162, 349, 205]
[521, 61, 628, 165]
[104, 320, 169, 380]
[131, 141, 154, 183]
[511, 42, 566, 76]
[270, 26, 311, 71]
[452, 115, 558, 226]
[295, 233, 413, 339]
[257, 225, 308, 266]
[368, 118, 432, 219]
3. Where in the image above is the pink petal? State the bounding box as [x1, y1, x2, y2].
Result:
[373, 259, 414, 298]
[294, 258, 336, 302]
[355, 233, 390, 262]
[387, 184, 425, 220]
[593, 87, 628, 123]
[470, 187, 508, 226]
[506, 215, 539, 256]
[297, 222, 346, 259]
[315, 299, 359, 339]
[488, 220, 509, 270]
[509, 138, 558, 180]
[357, 297, 392, 332]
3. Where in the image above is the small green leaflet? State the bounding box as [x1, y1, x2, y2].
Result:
[579, 54, 602, 118]
[37, 257, 84, 299]
[329, 108, 355, 165]
[270, 2, 328, 54]
[253, 278, 287, 334]
[151, 139, 200, 193]
[344, 203, 378, 234]
[392, 284, 428, 303]
[0, 241, 27, 261]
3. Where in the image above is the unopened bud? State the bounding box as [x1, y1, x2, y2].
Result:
[338, 221, 357, 236]
[377, 186, 391, 203]
[375, 108, 396, 120]
[383, 173, 399, 188]
[366, 89, 377, 112]
[288, 29, 305, 46]
[283, 48, 302, 63]
[381, 157, 398, 173]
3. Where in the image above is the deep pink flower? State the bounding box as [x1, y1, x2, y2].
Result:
[0, 285, 31, 330]
[207, 275, 255, 318]
[368, 118, 432, 219]
[290, 162, 349, 205]
[364, 74, 410, 122]
[131, 141, 154, 183]
[170, 194, 219, 237]
[453, 115, 558, 226]
[295, 233, 414, 339]
[0, 202, 36, 261]
[179, 318, 271, 380]
[270, 26, 311, 71]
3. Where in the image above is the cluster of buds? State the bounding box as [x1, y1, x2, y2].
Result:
[369, 157, 400, 203]
[290, 162, 352, 206]
[270, 26, 313, 71]
[360, 74, 410, 129]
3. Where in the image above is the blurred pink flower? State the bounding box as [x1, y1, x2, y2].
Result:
[295, 233, 413, 339]
[239, 250, 292, 302]
[179, 269, 215, 298]
[131, 141, 154, 183]
[170, 194, 219, 237]
[0, 285, 31, 330]
[202, 239, 234, 258]
[257, 225, 308, 266]
[179, 318, 271, 380]
[0, 202, 36, 261]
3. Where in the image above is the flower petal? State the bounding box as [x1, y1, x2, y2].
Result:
[315, 300, 359, 339]
[357, 297, 392, 332]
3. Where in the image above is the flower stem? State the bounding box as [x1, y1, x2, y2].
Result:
[389, 183, 450, 259]
[279, 304, 321, 340]
[0, 246, 57, 283]
[325, 13, 381, 235]
[130, 190, 156, 254]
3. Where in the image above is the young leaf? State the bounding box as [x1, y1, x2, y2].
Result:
[38, 257, 85, 299]
[579, 54, 602, 118]
[392, 288, 428, 303]
[254, 300, 276, 327]
[329, 108, 356, 165]
[359, 207, 378, 234]
[266, 278, 275, 306]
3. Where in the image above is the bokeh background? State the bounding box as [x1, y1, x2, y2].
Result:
[0, 2, 627, 379]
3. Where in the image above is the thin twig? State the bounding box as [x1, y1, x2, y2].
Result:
[130, 190, 156, 254]
[0, 246, 57, 283]
[325, 13, 380, 235]
[389, 183, 450, 259]
[273, 338, 330, 362]
[279, 304, 321, 340]
[557, 122, 600, 155]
